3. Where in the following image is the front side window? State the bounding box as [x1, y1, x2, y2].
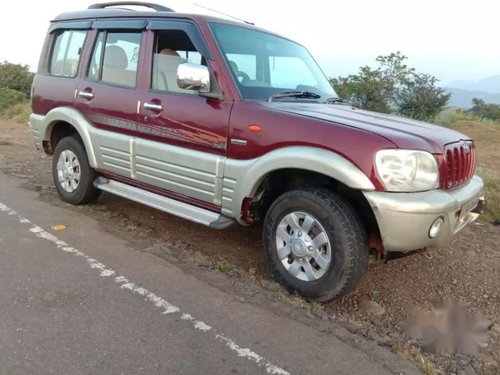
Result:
[151, 29, 203, 94]
[88, 31, 141, 88]
[49, 30, 87, 77]
[210, 23, 336, 101]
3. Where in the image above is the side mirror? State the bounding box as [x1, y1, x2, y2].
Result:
[177, 63, 210, 93]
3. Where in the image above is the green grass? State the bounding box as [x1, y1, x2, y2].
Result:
[435, 109, 498, 127]
[215, 262, 237, 273]
[448, 120, 500, 223]
[477, 167, 500, 222]
[393, 347, 438, 375]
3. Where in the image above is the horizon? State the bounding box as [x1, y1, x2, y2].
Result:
[0, 0, 499, 89]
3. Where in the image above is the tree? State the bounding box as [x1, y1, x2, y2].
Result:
[331, 67, 392, 113]
[330, 52, 450, 121]
[468, 98, 500, 120]
[395, 74, 451, 121]
[0, 61, 34, 97]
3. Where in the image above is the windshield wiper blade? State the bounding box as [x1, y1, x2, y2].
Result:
[268, 91, 321, 102]
[325, 97, 345, 104]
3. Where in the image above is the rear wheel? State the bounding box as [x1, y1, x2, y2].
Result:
[52, 136, 101, 205]
[262, 188, 368, 302]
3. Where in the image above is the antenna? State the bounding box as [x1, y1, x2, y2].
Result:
[193, 3, 254, 25]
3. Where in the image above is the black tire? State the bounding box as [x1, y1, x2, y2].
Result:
[262, 188, 368, 302]
[52, 136, 101, 205]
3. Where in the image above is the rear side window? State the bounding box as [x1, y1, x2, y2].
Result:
[88, 31, 142, 88]
[49, 30, 87, 77]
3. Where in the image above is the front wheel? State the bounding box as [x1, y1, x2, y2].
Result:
[262, 188, 368, 302]
[52, 136, 101, 205]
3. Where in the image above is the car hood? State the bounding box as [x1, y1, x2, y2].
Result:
[264, 102, 470, 153]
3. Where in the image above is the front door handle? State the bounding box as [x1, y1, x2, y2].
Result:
[144, 102, 163, 112]
[78, 91, 94, 100]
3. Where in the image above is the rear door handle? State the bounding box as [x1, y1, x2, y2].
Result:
[144, 102, 163, 112]
[78, 91, 94, 99]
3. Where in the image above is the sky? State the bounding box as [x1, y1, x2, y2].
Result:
[0, 0, 498, 86]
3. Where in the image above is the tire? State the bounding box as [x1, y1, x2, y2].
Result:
[52, 136, 101, 205]
[262, 188, 368, 302]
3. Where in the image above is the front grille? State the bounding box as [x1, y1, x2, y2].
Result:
[442, 141, 476, 189]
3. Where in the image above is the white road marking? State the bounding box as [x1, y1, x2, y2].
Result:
[0, 201, 289, 375]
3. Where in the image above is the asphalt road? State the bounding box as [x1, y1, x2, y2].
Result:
[0, 171, 419, 375]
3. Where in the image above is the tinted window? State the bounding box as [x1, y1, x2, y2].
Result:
[50, 30, 87, 77]
[210, 23, 336, 100]
[269, 56, 317, 88]
[88, 31, 142, 88]
[227, 54, 256, 81]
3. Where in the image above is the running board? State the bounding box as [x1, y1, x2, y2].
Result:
[93, 177, 234, 229]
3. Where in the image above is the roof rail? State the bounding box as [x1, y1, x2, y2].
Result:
[88, 2, 174, 12]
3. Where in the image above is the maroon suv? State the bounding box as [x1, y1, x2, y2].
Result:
[29, 1, 485, 301]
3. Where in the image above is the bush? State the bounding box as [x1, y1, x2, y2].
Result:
[468, 98, 500, 121]
[2, 102, 31, 123]
[0, 61, 34, 97]
[0, 87, 27, 114]
[434, 109, 496, 127]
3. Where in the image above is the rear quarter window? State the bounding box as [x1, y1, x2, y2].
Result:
[49, 30, 87, 77]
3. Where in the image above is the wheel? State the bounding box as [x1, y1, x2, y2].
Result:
[262, 188, 368, 302]
[52, 136, 101, 205]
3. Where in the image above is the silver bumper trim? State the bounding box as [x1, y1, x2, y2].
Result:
[363, 176, 484, 252]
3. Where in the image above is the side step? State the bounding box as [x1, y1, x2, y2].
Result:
[93, 177, 234, 229]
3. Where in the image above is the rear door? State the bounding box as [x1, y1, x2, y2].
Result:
[32, 26, 89, 116]
[75, 22, 145, 179]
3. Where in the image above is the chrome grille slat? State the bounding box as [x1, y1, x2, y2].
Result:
[443, 141, 476, 189]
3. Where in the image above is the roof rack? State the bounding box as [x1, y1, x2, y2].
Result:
[88, 2, 174, 12]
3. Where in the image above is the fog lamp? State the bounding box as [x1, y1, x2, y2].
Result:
[429, 217, 445, 239]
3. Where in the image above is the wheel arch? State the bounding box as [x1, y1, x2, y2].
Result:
[42, 107, 97, 168]
[226, 147, 380, 239]
[239, 147, 375, 200]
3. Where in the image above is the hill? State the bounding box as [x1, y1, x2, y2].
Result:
[445, 88, 500, 108]
[447, 75, 500, 93]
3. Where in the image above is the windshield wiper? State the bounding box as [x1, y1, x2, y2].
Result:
[268, 91, 321, 102]
[325, 97, 345, 104]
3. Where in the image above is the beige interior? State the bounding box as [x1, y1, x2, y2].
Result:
[102, 45, 137, 87]
[152, 48, 193, 94]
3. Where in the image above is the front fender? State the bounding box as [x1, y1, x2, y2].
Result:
[222, 146, 375, 222]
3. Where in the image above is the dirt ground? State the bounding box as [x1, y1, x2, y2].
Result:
[1, 119, 499, 374]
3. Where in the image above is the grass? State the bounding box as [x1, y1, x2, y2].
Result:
[288, 296, 322, 315]
[215, 262, 237, 273]
[0, 102, 30, 124]
[393, 347, 438, 375]
[435, 108, 498, 127]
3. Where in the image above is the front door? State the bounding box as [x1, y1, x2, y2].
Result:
[135, 22, 232, 208]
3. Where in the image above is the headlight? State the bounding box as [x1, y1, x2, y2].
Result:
[375, 149, 439, 192]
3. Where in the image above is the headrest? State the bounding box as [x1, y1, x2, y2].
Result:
[160, 48, 180, 57]
[103, 45, 128, 69]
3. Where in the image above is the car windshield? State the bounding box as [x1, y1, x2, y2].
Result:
[210, 23, 337, 101]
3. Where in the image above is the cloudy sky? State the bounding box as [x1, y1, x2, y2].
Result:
[0, 0, 498, 85]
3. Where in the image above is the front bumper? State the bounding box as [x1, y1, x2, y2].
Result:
[363, 176, 484, 252]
